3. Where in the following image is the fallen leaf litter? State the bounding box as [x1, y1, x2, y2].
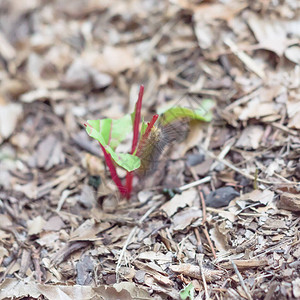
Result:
[0, 0, 300, 299]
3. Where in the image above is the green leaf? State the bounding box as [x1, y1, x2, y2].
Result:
[179, 283, 194, 300]
[158, 99, 215, 125]
[110, 152, 140, 171]
[140, 118, 147, 135]
[130, 111, 136, 128]
[85, 116, 141, 172]
[87, 114, 133, 150]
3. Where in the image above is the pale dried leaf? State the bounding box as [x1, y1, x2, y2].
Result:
[161, 188, 198, 217]
[236, 125, 264, 149]
[27, 216, 46, 235]
[0, 103, 22, 143]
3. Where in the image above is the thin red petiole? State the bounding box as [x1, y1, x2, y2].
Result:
[85, 121, 127, 196]
[136, 114, 159, 157]
[99, 143, 127, 197]
[125, 85, 144, 199]
[144, 114, 159, 139]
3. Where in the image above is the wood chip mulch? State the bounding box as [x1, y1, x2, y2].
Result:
[0, 1, 299, 299]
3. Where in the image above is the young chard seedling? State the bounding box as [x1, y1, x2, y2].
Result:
[84, 85, 214, 199]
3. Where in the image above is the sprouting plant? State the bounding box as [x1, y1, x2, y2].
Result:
[84, 85, 214, 199]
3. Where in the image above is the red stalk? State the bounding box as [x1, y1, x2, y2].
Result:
[84, 122, 127, 196]
[136, 114, 159, 157]
[125, 85, 144, 199]
[143, 114, 159, 139]
[125, 173, 133, 199]
[99, 143, 127, 196]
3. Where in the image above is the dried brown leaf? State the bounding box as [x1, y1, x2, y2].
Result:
[161, 189, 198, 217]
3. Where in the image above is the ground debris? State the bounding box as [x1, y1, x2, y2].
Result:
[0, 0, 299, 299]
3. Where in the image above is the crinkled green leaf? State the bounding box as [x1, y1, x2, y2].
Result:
[85, 116, 140, 172]
[179, 283, 194, 300]
[158, 99, 215, 125]
[110, 152, 140, 171]
[87, 114, 133, 150]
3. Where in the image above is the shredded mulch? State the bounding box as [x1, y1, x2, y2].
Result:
[0, 1, 299, 299]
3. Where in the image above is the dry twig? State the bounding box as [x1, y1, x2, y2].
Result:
[230, 259, 252, 300]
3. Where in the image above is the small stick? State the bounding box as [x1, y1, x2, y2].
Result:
[203, 227, 217, 259]
[194, 227, 203, 253]
[224, 37, 265, 79]
[179, 176, 211, 192]
[209, 138, 236, 171]
[31, 245, 43, 283]
[198, 254, 209, 299]
[187, 167, 216, 259]
[200, 189, 217, 259]
[230, 259, 252, 300]
[224, 87, 261, 111]
[199, 190, 207, 226]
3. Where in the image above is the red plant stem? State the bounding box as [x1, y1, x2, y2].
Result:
[144, 114, 159, 139]
[125, 85, 144, 199]
[136, 114, 159, 157]
[125, 113, 159, 198]
[84, 122, 127, 196]
[125, 173, 133, 199]
[99, 143, 127, 196]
